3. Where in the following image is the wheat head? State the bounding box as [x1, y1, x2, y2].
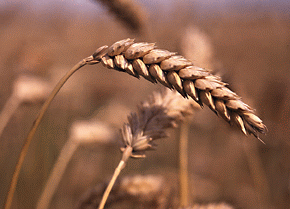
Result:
[91, 38, 267, 141]
[119, 88, 196, 158]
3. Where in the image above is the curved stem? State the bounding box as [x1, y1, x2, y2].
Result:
[36, 139, 79, 209]
[4, 58, 88, 209]
[98, 146, 132, 209]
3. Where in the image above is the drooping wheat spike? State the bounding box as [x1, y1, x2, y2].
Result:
[92, 38, 267, 141]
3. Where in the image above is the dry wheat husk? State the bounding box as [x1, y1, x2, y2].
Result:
[92, 38, 267, 141]
[120, 88, 197, 158]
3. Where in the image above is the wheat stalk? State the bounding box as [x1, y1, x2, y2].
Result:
[98, 88, 196, 209]
[178, 120, 190, 208]
[95, 38, 267, 141]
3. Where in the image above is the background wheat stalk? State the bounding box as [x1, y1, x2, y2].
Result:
[3, 56, 98, 209]
[98, 88, 196, 209]
[95, 38, 267, 141]
[36, 120, 114, 209]
[0, 75, 50, 137]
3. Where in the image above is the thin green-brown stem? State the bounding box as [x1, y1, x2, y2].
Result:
[4, 58, 90, 209]
[98, 146, 133, 209]
[0, 93, 21, 137]
[179, 120, 189, 208]
[36, 139, 79, 209]
[242, 139, 271, 204]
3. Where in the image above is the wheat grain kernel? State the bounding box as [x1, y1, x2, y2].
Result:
[231, 112, 247, 135]
[183, 80, 199, 101]
[132, 59, 155, 82]
[114, 54, 129, 69]
[199, 91, 215, 111]
[167, 71, 186, 97]
[226, 99, 252, 112]
[179, 66, 210, 79]
[148, 64, 172, 88]
[160, 55, 192, 71]
[143, 49, 176, 64]
[107, 38, 134, 56]
[125, 42, 155, 59]
[214, 99, 230, 121]
[194, 79, 214, 91]
[101, 55, 115, 69]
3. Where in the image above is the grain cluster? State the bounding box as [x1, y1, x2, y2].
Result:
[92, 38, 267, 141]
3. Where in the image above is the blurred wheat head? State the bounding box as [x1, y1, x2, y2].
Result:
[78, 174, 173, 209]
[0, 75, 50, 137]
[94, 0, 149, 36]
[181, 27, 215, 69]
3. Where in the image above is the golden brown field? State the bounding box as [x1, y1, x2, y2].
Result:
[0, 1, 289, 208]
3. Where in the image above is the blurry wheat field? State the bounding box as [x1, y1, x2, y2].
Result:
[0, 1, 289, 209]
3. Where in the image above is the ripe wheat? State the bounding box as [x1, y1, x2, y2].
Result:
[120, 88, 196, 158]
[92, 38, 267, 141]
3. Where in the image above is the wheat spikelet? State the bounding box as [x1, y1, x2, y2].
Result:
[92, 38, 267, 141]
[120, 88, 196, 158]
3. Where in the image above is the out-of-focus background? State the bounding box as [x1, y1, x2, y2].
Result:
[0, 0, 289, 208]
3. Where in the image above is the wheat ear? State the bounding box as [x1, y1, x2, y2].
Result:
[94, 38, 267, 141]
[98, 88, 196, 209]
